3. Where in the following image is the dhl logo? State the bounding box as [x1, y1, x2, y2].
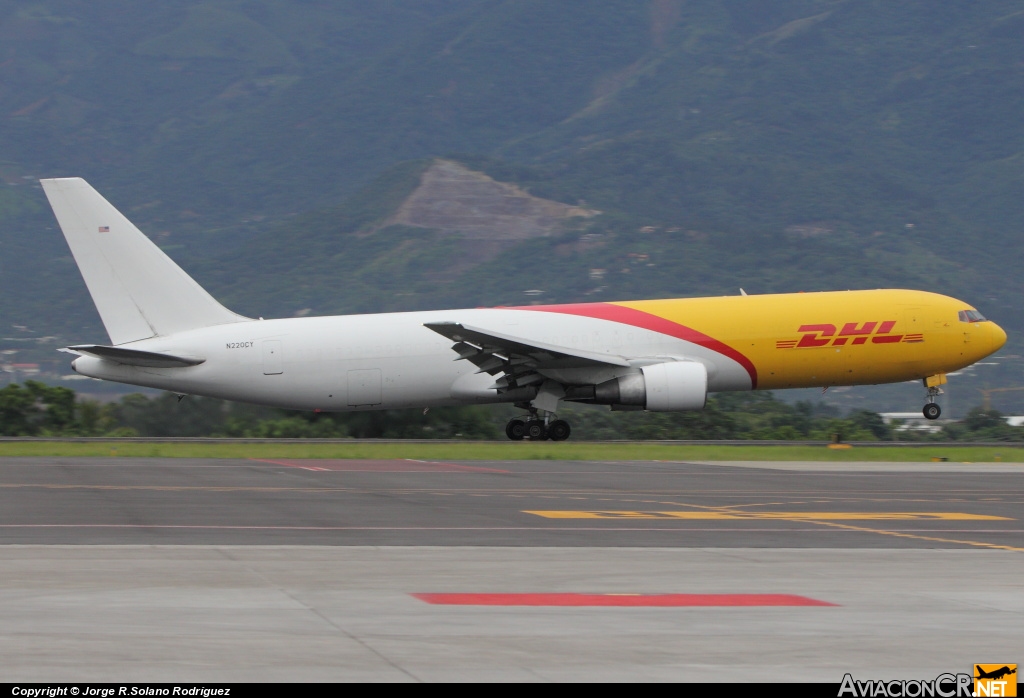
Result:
[776, 321, 924, 349]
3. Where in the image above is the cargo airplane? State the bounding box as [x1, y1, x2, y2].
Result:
[42, 178, 1007, 441]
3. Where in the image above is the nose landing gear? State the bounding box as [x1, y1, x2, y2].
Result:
[922, 374, 947, 420]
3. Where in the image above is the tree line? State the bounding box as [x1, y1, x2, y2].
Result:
[1, 381, 1021, 442]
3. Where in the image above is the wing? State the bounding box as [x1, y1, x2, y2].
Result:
[424, 321, 628, 390]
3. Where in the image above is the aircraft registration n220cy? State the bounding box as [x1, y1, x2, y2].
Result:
[42, 178, 1007, 441]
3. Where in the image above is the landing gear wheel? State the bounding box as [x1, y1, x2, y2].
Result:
[506, 418, 526, 441]
[526, 420, 549, 441]
[923, 403, 941, 420]
[547, 419, 571, 441]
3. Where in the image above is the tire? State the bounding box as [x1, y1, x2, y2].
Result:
[506, 418, 526, 440]
[548, 419, 571, 441]
[923, 403, 941, 420]
[527, 421, 548, 440]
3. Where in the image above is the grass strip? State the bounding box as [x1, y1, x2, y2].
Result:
[1, 441, 1022, 462]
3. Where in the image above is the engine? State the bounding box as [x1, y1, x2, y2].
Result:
[592, 361, 707, 411]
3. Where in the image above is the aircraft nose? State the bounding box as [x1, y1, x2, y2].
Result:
[989, 322, 1008, 353]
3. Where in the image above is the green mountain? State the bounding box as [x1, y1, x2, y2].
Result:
[2, 1, 1022, 412]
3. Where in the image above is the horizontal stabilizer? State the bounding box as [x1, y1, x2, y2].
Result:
[63, 345, 205, 368]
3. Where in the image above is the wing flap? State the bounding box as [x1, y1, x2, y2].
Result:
[425, 321, 628, 394]
[63, 345, 205, 368]
[425, 322, 629, 369]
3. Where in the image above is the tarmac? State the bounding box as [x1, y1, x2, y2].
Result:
[1, 457, 1022, 681]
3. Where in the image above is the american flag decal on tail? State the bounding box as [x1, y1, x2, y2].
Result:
[98, 226, 109, 233]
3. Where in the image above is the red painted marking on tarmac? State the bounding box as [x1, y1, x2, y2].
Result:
[412, 593, 837, 607]
[249, 458, 507, 473]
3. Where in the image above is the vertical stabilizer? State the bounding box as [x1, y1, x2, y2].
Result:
[41, 178, 249, 345]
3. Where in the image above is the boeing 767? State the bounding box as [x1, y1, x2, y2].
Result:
[41, 178, 1007, 440]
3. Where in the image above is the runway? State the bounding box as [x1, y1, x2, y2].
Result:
[1, 457, 1023, 548]
[1, 457, 1022, 681]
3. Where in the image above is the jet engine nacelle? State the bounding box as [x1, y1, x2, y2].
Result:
[593, 361, 708, 411]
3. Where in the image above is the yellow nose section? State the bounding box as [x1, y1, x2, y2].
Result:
[989, 322, 1008, 354]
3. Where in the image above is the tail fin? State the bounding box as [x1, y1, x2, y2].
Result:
[41, 178, 249, 345]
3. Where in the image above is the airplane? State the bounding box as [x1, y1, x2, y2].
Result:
[975, 666, 1016, 681]
[41, 177, 1007, 441]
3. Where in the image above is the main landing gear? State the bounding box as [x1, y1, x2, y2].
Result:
[505, 407, 571, 441]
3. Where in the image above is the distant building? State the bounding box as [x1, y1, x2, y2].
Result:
[879, 412, 1024, 431]
[2, 362, 40, 375]
[879, 412, 943, 433]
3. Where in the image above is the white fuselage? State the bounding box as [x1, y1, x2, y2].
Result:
[71, 307, 753, 411]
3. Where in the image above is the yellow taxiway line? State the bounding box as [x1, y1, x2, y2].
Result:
[525, 511, 1011, 521]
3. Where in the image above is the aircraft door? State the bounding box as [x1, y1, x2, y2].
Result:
[347, 368, 382, 406]
[262, 340, 283, 375]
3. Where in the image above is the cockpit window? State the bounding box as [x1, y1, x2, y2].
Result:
[959, 309, 987, 322]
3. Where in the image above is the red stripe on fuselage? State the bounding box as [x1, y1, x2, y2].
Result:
[510, 303, 758, 388]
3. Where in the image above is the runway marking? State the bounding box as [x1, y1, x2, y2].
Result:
[2, 482, 1021, 519]
[617, 500, 1024, 553]
[0, 484, 367, 492]
[251, 460, 330, 471]
[0, 524, 893, 531]
[525, 511, 1011, 521]
[405, 459, 509, 473]
[250, 458, 508, 473]
[412, 593, 838, 607]
[793, 519, 1024, 553]
[1, 483, 1020, 511]
[1, 525, 1020, 538]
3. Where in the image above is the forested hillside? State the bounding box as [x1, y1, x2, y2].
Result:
[5, 380, 1022, 442]
[2, 1, 1022, 412]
